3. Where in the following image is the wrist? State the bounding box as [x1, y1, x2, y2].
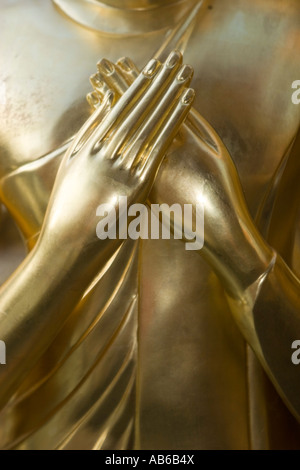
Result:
[34, 225, 122, 294]
[201, 217, 275, 300]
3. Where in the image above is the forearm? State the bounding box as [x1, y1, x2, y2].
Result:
[148, 116, 300, 418]
[152, 160, 300, 418]
[0, 142, 67, 246]
[148, 113, 274, 297]
[0, 236, 114, 409]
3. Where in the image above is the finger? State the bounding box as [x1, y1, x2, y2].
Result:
[120, 63, 193, 168]
[87, 57, 162, 148]
[89, 72, 111, 100]
[88, 58, 139, 112]
[64, 90, 114, 161]
[137, 88, 195, 179]
[86, 91, 101, 110]
[116, 57, 140, 82]
[97, 58, 130, 96]
[88, 59, 137, 111]
[96, 50, 183, 158]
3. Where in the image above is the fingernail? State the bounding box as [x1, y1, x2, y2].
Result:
[143, 59, 159, 77]
[177, 64, 193, 82]
[182, 88, 195, 104]
[166, 50, 182, 68]
[86, 91, 100, 108]
[98, 59, 115, 75]
[90, 73, 102, 88]
[117, 57, 133, 72]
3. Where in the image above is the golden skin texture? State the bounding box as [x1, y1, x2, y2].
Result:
[0, 0, 300, 449]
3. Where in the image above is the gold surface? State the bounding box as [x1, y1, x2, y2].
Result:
[0, 0, 299, 450]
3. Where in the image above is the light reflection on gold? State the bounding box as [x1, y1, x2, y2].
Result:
[0, 0, 299, 450]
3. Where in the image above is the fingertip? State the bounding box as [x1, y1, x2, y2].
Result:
[97, 58, 115, 75]
[90, 73, 102, 90]
[181, 88, 195, 105]
[177, 64, 194, 82]
[166, 50, 183, 69]
[86, 91, 101, 109]
[117, 57, 133, 72]
[142, 58, 160, 77]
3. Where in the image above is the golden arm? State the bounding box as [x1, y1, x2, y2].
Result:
[0, 52, 194, 410]
[95, 58, 300, 420]
[153, 101, 300, 422]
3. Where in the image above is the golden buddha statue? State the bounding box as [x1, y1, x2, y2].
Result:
[0, 0, 300, 450]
